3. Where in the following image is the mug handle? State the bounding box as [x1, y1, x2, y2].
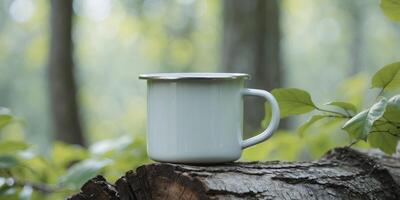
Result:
[240, 89, 280, 149]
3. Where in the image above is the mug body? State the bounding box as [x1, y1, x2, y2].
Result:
[146, 79, 244, 163]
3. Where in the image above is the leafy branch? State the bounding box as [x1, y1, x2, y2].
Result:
[271, 61, 400, 155]
[270, 0, 400, 154]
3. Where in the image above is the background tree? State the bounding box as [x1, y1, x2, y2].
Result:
[48, 0, 85, 146]
[222, 0, 282, 134]
[348, 1, 363, 75]
[338, 0, 365, 76]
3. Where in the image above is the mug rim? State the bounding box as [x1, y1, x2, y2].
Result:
[139, 73, 250, 80]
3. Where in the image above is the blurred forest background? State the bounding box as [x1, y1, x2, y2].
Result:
[0, 0, 400, 198]
[1, 0, 400, 155]
[0, 0, 400, 195]
[2, 0, 400, 153]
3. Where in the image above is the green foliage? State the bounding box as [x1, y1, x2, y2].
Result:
[51, 142, 89, 168]
[298, 115, 326, 137]
[0, 141, 28, 154]
[272, 63, 400, 155]
[380, 0, 400, 22]
[242, 129, 349, 161]
[368, 130, 398, 154]
[258, 1, 400, 157]
[0, 108, 12, 130]
[271, 88, 316, 117]
[343, 98, 388, 140]
[0, 155, 18, 168]
[384, 95, 400, 122]
[242, 131, 304, 161]
[342, 110, 370, 139]
[0, 113, 148, 199]
[337, 74, 369, 108]
[371, 62, 400, 91]
[325, 101, 357, 114]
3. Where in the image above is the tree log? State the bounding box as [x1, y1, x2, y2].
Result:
[68, 148, 400, 199]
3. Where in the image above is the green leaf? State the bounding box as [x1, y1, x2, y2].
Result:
[380, 0, 400, 22]
[325, 101, 357, 113]
[298, 115, 326, 137]
[371, 62, 400, 91]
[342, 98, 388, 140]
[0, 108, 12, 130]
[384, 95, 400, 122]
[0, 185, 18, 200]
[0, 155, 19, 169]
[0, 141, 28, 154]
[369, 109, 400, 153]
[342, 110, 368, 139]
[271, 88, 316, 118]
[52, 142, 88, 168]
[59, 159, 112, 189]
[368, 130, 399, 155]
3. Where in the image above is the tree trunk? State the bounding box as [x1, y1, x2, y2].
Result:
[68, 147, 400, 199]
[221, 0, 282, 134]
[47, 0, 85, 146]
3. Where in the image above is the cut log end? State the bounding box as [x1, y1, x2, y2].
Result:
[68, 147, 400, 200]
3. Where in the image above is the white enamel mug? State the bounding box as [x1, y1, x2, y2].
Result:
[139, 73, 280, 164]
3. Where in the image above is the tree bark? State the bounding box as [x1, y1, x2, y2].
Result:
[68, 147, 400, 199]
[221, 0, 282, 134]
[48, 0, 85, 146]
